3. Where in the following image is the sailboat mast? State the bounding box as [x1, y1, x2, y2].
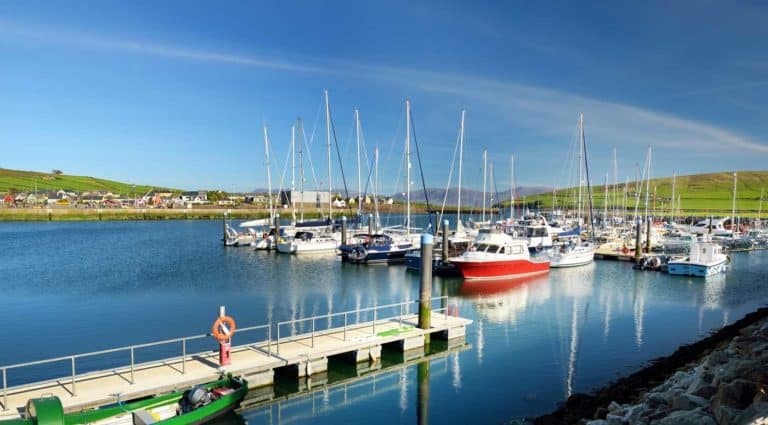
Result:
[577, 115, 584, 225]
[580, 113, 596, 243]
[291, 124, 296, 224]
[263, 125, 273, 218]
[298, 118, 305, 222]
[643, 147, 652, 219]
[355, 108, 362, 218]
[759, 188, 764, 228]
[603, 173, 609, 228]
[324, 90, 333, 220]
[482, 147, 487, 222]
[670, 171, 676, 223]
[732, 172, 737, 234]
[405, 99, 411, 235]
[458, 110, 465, 230]
[375, 147, 380, 232]
[510, 155, 515, 220]
[612, 147, 618, 220]
[489, 162, 494, 222]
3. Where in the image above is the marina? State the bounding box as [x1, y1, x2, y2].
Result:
[2, 219, 768, 423]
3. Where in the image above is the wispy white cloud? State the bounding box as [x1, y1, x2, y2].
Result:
[3, 19, 767, 157]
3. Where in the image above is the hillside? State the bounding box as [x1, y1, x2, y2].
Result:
[392, 186, 550, 207]
[521, 170, 768, 214]
[0, 168, 176, 195]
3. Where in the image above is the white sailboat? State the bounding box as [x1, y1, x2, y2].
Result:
[551, 113, 595, 268]
[276, 91, 338, 255]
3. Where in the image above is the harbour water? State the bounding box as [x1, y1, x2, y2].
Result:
[1, 219, 767, 423]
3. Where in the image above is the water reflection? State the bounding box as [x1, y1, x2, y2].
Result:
[240, 343, 468, 425]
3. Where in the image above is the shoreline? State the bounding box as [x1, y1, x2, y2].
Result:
[533, 306, 768, 424]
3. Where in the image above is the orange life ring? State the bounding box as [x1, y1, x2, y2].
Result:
[622, 247, 629, 254]
[212, 316, 236, 342]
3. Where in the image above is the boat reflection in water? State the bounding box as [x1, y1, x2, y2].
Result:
[238, 341, 469, 425]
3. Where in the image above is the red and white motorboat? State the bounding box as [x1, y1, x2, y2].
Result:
[449, 229, 550, 280]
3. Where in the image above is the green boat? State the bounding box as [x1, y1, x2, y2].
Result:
[3, 376, 247, 425]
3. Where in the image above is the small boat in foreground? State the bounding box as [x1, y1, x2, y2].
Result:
[667, 240, 728, 277]
[2, 376, 247, 425]
[449, 229, 550, 280]
[550, 240, 595, 268]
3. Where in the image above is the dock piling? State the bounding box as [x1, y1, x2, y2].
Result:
[442, 220, 449, 262]
[222, 212, 228, 244]
[368, 214, 373, 235]
[634, 217, 643, 264]
[341, 216, 347, 246]
[419, 234, 434, 340]
[274, 214, 280, 241]
[645, 217, 651, 253]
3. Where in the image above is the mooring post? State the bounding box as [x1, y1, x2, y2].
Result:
[419, 233, 433, 343]
[341, 216, 347, 246]
[368, 214, 373, 235]
[645, 216, 652, 253]
[274, 213, 281, 241]
[223, 211, 228, 244]
[634, 217, 643, 264]
[441, 220, 449, 263]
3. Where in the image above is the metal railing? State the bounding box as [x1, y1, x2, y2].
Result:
[1, 324, 270, 411]
[1, 297, 455, 410]
[275, 296, 449, 354]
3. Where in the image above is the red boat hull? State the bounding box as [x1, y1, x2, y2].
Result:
[452, 258, 550, 280]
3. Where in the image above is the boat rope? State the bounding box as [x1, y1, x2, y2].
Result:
[581, 118, 597, 245]
[329, 101, 353, 216]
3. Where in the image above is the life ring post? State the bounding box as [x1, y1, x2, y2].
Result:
[212, 306, 235, 366]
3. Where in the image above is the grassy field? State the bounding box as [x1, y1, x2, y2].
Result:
[516, 170, 768, 216]
[0, 168, 175, 195]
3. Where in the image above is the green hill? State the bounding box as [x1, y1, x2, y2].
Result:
[518, 170, 768, 216]
[0, 168, 178, 195]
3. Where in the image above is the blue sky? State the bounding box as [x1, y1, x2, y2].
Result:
[1, 1, 767, 193]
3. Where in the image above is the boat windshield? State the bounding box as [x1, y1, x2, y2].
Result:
[476, 244, 501, 253]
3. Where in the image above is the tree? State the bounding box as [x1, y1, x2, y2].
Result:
[52, 170, 63, 175]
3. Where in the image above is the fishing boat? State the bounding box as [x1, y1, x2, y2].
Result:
[667, 240, 728, 277]
[449, 229, 550, 280]
[2, 376, 247, 425]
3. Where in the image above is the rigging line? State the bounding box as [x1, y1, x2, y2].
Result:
[299, 119, 321, 192]
[408, 108, 434, 232]
[308, 96, 324, 150]
[275, 131, 293, 203]
[329, 105, 354, 215]
[581, 117, 597, 244]
[438, 128, 462, 228]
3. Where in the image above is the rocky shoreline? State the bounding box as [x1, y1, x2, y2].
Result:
[534, 307, 768, 424]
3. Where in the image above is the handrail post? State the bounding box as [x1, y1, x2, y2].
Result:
[399, 303, 403, 327]
[71, 357, 76, 396]
[311, 318, 315, 348]
[130, 348, 135, 384]
[343, 313, 347, 341]
[3, 367, 7, 411]
[372, 306, 377, 335]
[277, 325, 281, 355]
[182, 339, 187, 375]
[267, 325, 272, 357]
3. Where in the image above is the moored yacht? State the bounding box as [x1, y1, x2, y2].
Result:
[449, 229, 550, 280]
[276, 230, 339, 254]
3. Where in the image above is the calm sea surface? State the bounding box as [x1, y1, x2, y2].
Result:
[1, 219, 767, 423]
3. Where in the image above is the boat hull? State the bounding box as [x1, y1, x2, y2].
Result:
[451, 258, 550, 280]
[667, 260, 727, 277]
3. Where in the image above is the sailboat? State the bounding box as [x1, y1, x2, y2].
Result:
[276, 91, 339, 255]
[340, 99, 422, 264]
[550, 113, 595, 268]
